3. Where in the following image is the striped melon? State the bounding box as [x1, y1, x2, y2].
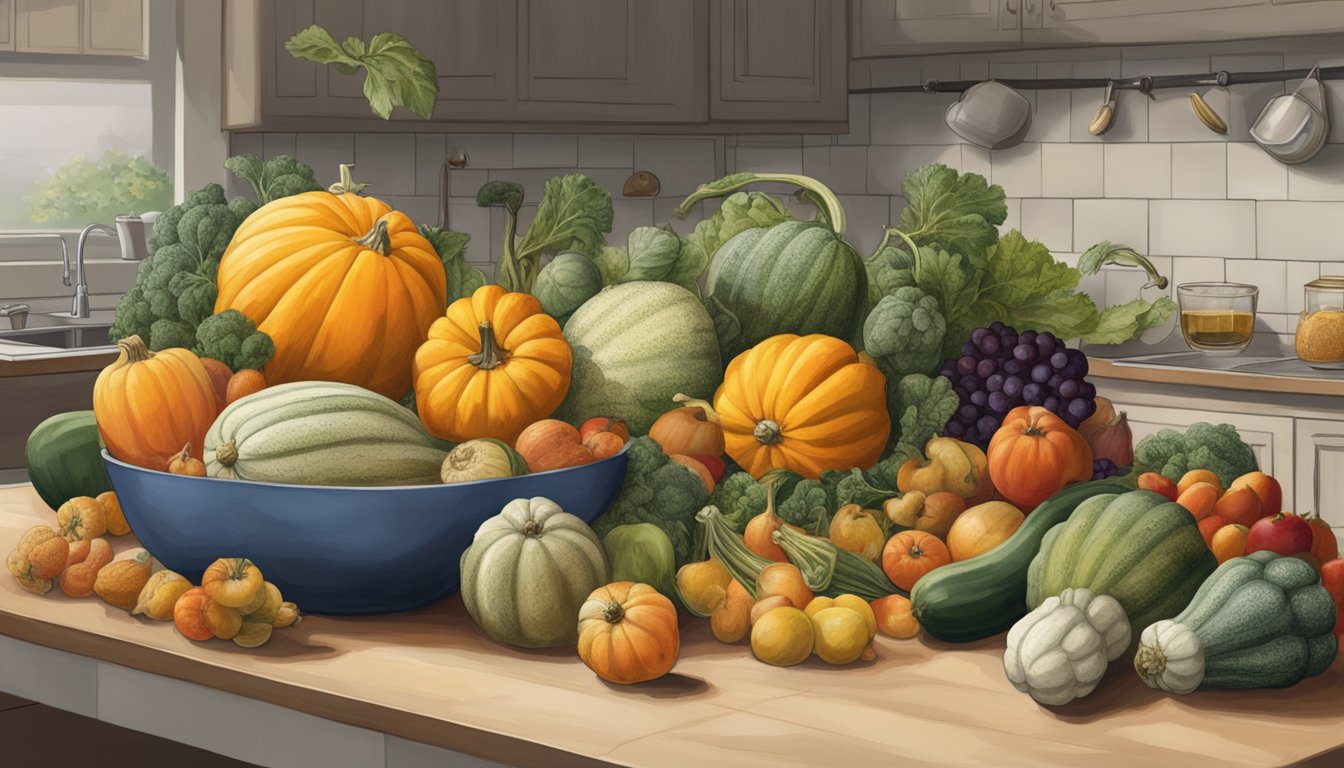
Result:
[204, 381, 449, 486]
[705, 219, 866, 361]
[557, 281, 722, 435]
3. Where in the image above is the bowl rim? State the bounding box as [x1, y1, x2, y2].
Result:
[101, 441, 630, 492]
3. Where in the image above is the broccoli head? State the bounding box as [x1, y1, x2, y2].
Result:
[223, 153, 322, 205]
[591, 437, 709, 567]
[475, 180, 524, 213]
[193, 310, 275, 371]
[777, 478, 834, 535]
[862, 285, 946, 381]
[1133, 422, 1259, 488]
[707, 471, 767, 532]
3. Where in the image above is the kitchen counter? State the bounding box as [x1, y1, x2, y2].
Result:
[2, 484, 1343, 767]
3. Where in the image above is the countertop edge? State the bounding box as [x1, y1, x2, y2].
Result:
[1089, 358, 1344, 398]
[0, 612, 618, 768]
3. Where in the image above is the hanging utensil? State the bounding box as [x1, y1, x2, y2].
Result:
[1089, 80, 1117, 136]
[944, 80, 1033, 150]
[1188, 71, 1230, 135]
[1252, 66, 1330, 164]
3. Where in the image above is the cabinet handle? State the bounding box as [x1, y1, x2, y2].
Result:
[1005, 0, 1018, 13]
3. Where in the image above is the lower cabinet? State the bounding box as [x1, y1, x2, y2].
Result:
[1295, 419, 1344, 526]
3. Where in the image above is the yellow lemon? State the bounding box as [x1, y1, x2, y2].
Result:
[803, 595, 835, 618]
[750, 606, 814, 666]
[832, 594, 877, 642]
[810, 606, 869, 665]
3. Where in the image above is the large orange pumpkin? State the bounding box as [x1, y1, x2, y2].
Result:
[413, 285, 572, 444]
[93, 336, 218, 470]
[714, 334, 888, 479]
[577, 581, 680, 685]
[988, 406, 1093, 509]
[214, 190, 446, 399]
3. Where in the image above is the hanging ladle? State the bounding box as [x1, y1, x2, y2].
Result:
[1189, 71, 1231, 135]
[1089, 80, 1117, 136]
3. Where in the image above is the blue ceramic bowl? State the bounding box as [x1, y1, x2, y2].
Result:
[103, 447, 628, 616]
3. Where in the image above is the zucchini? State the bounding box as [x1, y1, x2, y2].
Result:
[911, 480, 1130, 642]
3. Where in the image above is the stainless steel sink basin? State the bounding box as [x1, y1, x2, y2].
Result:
[0, 310, 115, 350]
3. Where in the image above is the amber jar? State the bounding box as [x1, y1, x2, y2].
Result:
[1295, 277, 1344, 369]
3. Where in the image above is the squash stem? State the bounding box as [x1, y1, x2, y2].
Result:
[602, 601, 625, 624]
[522, 519, 543, 537]
[672, 393, 720, 424]
[355, 217, 392, 256]
[468, 322, 506, 370]
[753, 419, 783, 446]
[327, 163, 370, 196]
[115, 335, 153, 366]
[216, 442, 239, 468]
[1133, 644, 1167, 677]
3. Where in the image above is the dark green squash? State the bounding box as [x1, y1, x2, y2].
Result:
[25, 411, 113, 510]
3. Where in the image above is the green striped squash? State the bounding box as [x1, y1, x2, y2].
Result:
[557, 281, 722, 435]
[203, 381, 449, 486]
[1026, 490, 1217, 641]
[25, 411, 113, 509]
[534, 252, 603, 325]
[705, 219, 866, 361]
[460, 497, 609, 648]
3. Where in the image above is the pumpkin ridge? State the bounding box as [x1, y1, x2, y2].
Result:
[294, 246, 381, 381]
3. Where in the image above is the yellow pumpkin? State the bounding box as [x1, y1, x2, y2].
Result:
[214, 190, 446, 399]
[714, 334, 889, 479]
[413, 285, 572, 444]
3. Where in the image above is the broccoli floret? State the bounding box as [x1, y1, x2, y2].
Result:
[223, 153, 322, 205]
[193, 310, 275, 371]
[1133, 423, 1259, 488]
[707, 471, 767, 532]
[862, 286, 946, 381]
[591, 437, 709, 567]
[475, 180, 524, 213]
[147, 318, 197, 351]
[777, 479, 834, 535]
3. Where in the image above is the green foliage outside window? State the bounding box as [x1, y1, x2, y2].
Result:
[26, 151, 173, 228]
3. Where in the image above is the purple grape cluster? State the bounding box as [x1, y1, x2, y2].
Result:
[937, 322, 1097, 448]
[1091, 458, 1122, 480]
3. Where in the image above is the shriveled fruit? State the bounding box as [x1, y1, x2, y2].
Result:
[60, 538, 112, 598]
[173, 587, 215, 641]
[750, 606, 814, 667]
[810, 606, 869, 665]
[57, 496, 106, 541]
[871, 595, 920, 639]
[8, 525, 69, 582]
[94, 551, 153, 611]
[202, 557, 264, 609]
[233, 618, 274, 648]
[273, 601, 302, 629]
[133, 570, 192, 621]
[97, 492, 130, 536]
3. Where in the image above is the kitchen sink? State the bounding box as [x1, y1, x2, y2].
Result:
[0, 310, 116, 350]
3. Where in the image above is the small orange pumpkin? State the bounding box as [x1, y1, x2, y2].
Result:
[577, 581, 680, 685]
[214, 189, 447, 399]
[987, 406, 1093, 509]
[414, 285, 573, 444]
[94, 336, 218, 470]
[714, 334, 889, 480]
[882, 530, 951, 591]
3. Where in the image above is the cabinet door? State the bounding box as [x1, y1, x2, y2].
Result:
[851, 0, 1020, 58]
[518, 0, 706, 123]
[15, 0, 80, 53]
[711, 0, 846, 122]
[1034, 0, 1268, 45]
[83, 0, 144, 56]
[1295, 419, 1344, 527]
[0, 0, 14, 51]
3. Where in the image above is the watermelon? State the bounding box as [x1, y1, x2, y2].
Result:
[25, 411, 113, 510]
[558, 282, 722, 435]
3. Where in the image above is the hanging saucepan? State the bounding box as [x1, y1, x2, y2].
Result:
[1251, 66, 1330, 165]
[945, 81, 1033, 150]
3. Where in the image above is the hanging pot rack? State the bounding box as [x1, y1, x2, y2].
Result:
[850, 64, 1344, 96]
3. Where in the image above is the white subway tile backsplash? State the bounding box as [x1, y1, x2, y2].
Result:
[1001, 198, 1022, 235]
[612, 199, 655, 241]
[382, 196, 440, 227]
[1286, 261, 1321, 313]
[1070, 89, 1149, 143]
[634, 138, 720, 196]
[1151, 200, 1256, 259]
[1172, 256, 1225, 287]
[578, 135, 634, 168]
[991, 143, 1041, 198]
[414, 133, 445, 196]
[447, 202, 493, 264]
[868, 145, 961, 195]
[921, 57, 962, 83]
[1226, 258, 1287, 313]
[735, 146, 804, 175]
[1171, 143, 1226, 199]
[1041, 144, 1103, 198]
[838, 94, 871, 146]
[838, 194, 891, 258]
[512, 135, 578, 168]
[870, 92, 959, 145]
[960, 61, 990, 81]
[355, 134, 417, 195]
[1227, 142, 1288, 200]
[1027, 90, 1072, 143]
[962, 145, 991, 179]
[296, 134, 355, 182]
[443, 134, 512, 169]
[802, 146, 868, 195]
[849, 59, 872, 90]
[1258, 201, 1344, 261]
[869, 58, 921, 88]
[1226, 82, 1288, 143]
[1288, 145, 1344, 202]
[737, 134, 803, 147]
[1021, 199, 1073, 253]
[1104, 144, 1171, 199]
[448, 169, 489, 199]
[262, 132, 296, 159]
[1148, 92, 1220, 143]
[1073, 199, 1149, 252]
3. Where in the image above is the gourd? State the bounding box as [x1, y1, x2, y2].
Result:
[1026, 490, 1218, 640]
[713, 333, 889, 480]
[773, 524, 904, 601]
[704, 219, 867, 361]
[912, 481, 1129, 643]
[558, 282, 723, 435]
[988, 406, 1093, 510]
[413, 285, 572, 445]
[440, 439, 527, 484]
[577, 581, 680, 685]
[25, 411, 113, 510]
[603, 523, 677, 601]
[203, 381, 449, 486]
[460, 497, 609, 648]
[534, 252, 602, 325]
[945, 501, 1024, 561]
[1134, 551, 1338, 693]
[93, 336, 218, 470]
[214, 188, 446, 400]
[1004, 588, 1131, 706]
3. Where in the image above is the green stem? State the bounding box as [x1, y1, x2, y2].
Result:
[497, 209, 521, 292]
[696, 505, 772, 599]
[674, 173, 846, 235]
[354, 217, 392, 256]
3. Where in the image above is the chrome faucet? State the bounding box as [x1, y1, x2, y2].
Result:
[75, 224, 118, 318]
[0, 233, 70, 285]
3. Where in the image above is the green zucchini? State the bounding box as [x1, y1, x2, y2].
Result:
[911, 480, 1130, 642]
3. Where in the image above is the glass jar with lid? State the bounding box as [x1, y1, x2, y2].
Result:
[1295, 276, 1344, 368]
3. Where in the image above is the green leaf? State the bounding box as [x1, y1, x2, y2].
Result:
[592, 246, 629, 286]
[286, 27, 438, 120]
[978, 231, 1100, 340]
[1082, 296, 1177, 345]
[418, 225, 483, 303]
[891, 374, 959, 464]
[284, 25, 356, 66]
[619, 225, 683, 283]
[703, 294, 742, 366]
[517, 174, 614, 264]
[897, 164, 1007, 256]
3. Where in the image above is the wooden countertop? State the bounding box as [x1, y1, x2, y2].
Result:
[2, 483, 1342, 768]
[1089, 357, 1344, 398]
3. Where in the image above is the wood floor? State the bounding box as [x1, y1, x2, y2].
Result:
[0, 689, 258, 767]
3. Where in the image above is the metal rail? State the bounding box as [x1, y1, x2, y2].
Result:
[851, 65, 1344, 96]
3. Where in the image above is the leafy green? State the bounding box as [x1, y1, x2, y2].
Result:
[675, 173, 843, 234]
[480, 174, 613, 294]
[591, 437, 710, 567]
[193, 310, 275, 372]
[862, 286, 946, 382]
[1078, 241, 1169, 290]
[895, 164, 1007, 256]
[592, 246, 630, 286]
[832, 468, 899, 509]
[285, 26, 438, 119]
[417, 225, 483, 303]
[222, 154, 321, 205]
[706, 471, 768, 532]
[1132, 423, 1259, 488]
[976, 232, 1101, 342]
[889, 374, 960, 466]
[618, 226, 684, 283]
[777, 479, 835, 536]
[1083, 296, 1177, 345]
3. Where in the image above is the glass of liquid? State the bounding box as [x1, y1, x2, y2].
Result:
[1177, 282, 1258, 355]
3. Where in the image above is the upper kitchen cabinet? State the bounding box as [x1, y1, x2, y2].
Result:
[13, 0, 144, 56]
[711, 0, 847, 122]
[851, 0, 1021, 58]
[225, 0, 844, 131]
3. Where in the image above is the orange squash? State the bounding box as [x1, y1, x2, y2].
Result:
[882, 530, 951, 591]
[214, 190, 446, 399]
[577, 581, 680, 685]
[94, 336, 218, 470]
[987, 406, 1093, 509]
[413, 285, 573, 444]
[713, 334, 889, 480]
[945, 501, 1024, 561]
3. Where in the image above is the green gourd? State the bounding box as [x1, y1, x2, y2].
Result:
[1134, 551, 1338, 692]
[203, 381, 449, 486]
[1026, 490, 1217, 641]
[534, 252, 602, 325]
[24, 411, 114, 509]
[460, 497, 609, 648]
[913, 480, 1131, 642]
[603, 523, 677, 602]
